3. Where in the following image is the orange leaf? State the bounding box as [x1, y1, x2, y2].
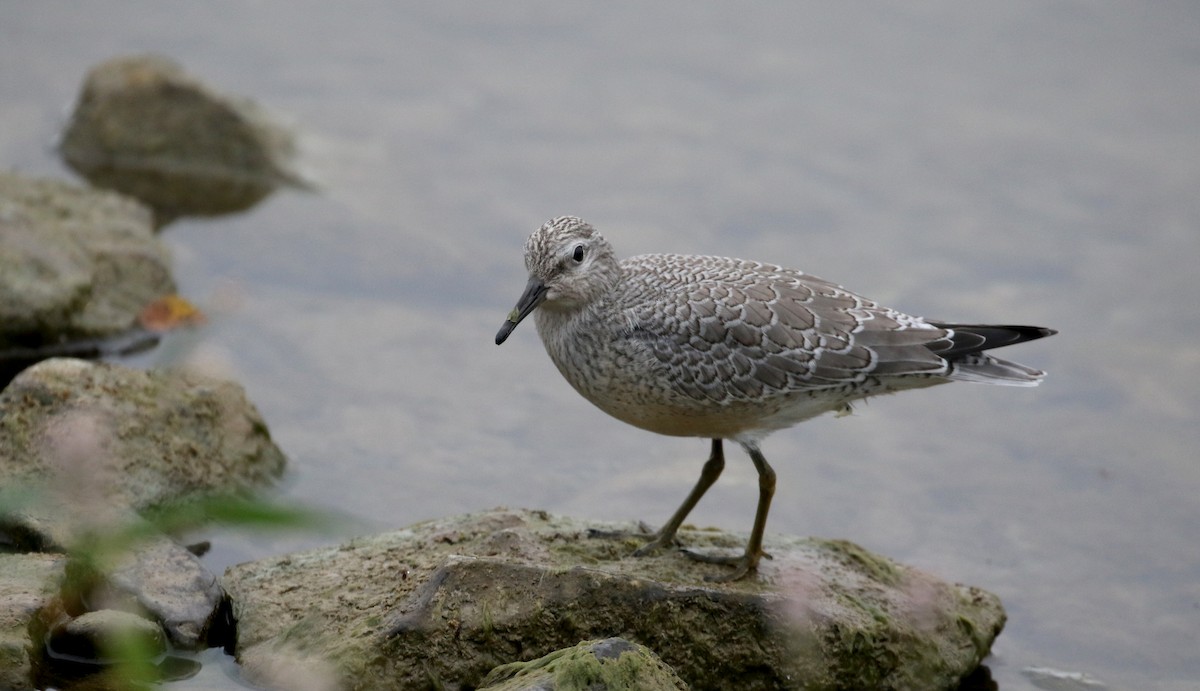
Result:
[139, 295, 207, 332]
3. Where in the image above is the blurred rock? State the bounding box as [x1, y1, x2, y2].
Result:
[0, 172, 172, 383]
[224, 508, 1004, 690]
[479, 637, 687, 691]
[45, 609, 167, 664]
[33, 605, 203, 689]
[0, 358, 286, 686]
[0, 553, 66, 690]
[0, 358, 286, 519]
[58, 54, 310, 225]
[98, 531, 227, 650]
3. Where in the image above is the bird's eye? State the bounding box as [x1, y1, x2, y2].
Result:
[572, 245, 585, 262]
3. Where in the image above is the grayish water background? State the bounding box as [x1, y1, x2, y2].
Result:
[2, 2, 1197, 688]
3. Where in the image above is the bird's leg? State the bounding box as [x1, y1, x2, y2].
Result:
[627, 439, 726, 556]
[683, 443, 775, 581]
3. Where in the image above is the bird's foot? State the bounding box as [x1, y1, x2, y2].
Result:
[630, 532, 678, 557]
[587, 522, 684, 557]
[681, 548, 771, 582]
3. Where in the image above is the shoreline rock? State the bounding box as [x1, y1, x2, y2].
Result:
[0, 358, 287, 687]
[224, 508, 1004, 690]
[0, 171, 173, 382]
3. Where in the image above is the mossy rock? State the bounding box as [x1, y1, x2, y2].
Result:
[224, 508, 1004, 690]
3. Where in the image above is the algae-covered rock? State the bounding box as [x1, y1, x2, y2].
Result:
[0, 172, 172, 357]
[224, 508, 1004, 690]
[58, 54, 309, 224]
[479, 637, 687, 691]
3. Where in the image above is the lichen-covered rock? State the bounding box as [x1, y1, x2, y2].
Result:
[223, 509, 1004, 690]
[479, 637, 687, 691]
[0, 172, 172, 354]
[58, 54, 309, 224]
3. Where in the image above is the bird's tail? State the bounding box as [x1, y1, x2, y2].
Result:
[928, 323, 1056, 387]
[945, 353, 1046, 386]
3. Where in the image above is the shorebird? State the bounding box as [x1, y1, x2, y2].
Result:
[495, 215, 1055, 580]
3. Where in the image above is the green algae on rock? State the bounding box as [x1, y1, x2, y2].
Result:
[479, 637, 687, 691]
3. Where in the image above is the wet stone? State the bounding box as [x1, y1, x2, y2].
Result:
[46, 609, 167, 664]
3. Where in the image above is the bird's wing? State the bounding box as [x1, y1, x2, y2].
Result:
[619, 254, 950, 403]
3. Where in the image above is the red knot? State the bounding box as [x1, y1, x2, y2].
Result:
[496, 215, 1055, 580]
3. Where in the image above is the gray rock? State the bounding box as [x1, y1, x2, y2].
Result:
[223, 508, 1004, 690]
[58, 54, 310, 225]
[102, 532, 227, 650]
[479, 637, 687, 691]
[19, 515, 226, 650]
[0, 553, 67, 690]
[0, 172, 173, 353]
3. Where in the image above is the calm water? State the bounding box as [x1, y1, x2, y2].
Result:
[3, 3, 1198, 688]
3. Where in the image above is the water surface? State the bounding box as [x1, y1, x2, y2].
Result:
[2, 3, 1197, 688]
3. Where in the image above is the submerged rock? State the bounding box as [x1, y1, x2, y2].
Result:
[34, 606, 203, 689]
[479, 637, 687, 691]
[224, 508, 1004, 690]
[0, 172, 172, 382]
[58, 54, 309, 225]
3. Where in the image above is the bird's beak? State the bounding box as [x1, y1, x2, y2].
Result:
[495, 277, 548, 344]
